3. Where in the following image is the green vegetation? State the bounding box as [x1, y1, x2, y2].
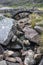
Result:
[29, 13, 43, 28]
[4, 13, 12, 18]
[11, 3, 43, 9]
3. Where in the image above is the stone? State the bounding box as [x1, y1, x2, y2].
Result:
[34, 54, 41, 61]
[34, 26, 43, 33]
[10, 44, 23, 50]
[5, 57, 16, 62]
[23, 26, 40, 44]
[18, 13, 29, 19]
[17, 18, 30, 29]
[16, 30, 24, 36]
[39, 58, 43, 65]
[34, 55, 41, 64]
[6, 61, 20, 65]
[0, 60, 7, 65]
[15, 57, 23, 65]
[3, 50, 14, 57]
[6, 38, 23, 50]
[15, 57, 22, 62]
[6, 57, 23, 65]
[24, 50, 35, 65]
[11, 51, 21, 57]
[0, 45, 4, 54]
[0, 15, 16, 45]
[0, 55, 3, 61]
[37, 47, 43, 55]
[12, 35, 17, 42]
[23, 40, 30, 45]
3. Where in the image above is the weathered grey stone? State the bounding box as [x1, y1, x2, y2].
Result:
[34, 54, 41, 59]
[12, 35, 17, 42]
[6, 38, 23, 50]
[0, 15, 16, 45]
[15, 57, 23, 65]
[24, 50, 35, 65]
[23, 40, 30, 45]
[6, 61, 20, 65]
[0, 55, 3, 61]
[3, 50, 14, 57]
[37, 47, 43, 55]
[23, 26, 38, 39]
[18, 13, 29, 19]
[0, 45, 4, 54]
[34, 26, 43, 33]
[39, 58, 43, 65]
[6, 57, 22, 65]
[11, 51, 21, 57]
[23, 26, 40, 44]
[5, 57, 16, 62]
[0, 60, 7, 65]
[16, 30, 24, 36]
[17, 18, 30, 29]
[10, 44, 23, 50]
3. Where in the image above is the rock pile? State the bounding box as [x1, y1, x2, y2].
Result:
[0, 13, 43, 65]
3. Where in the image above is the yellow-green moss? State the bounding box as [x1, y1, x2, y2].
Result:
[4, 13, 12, 18]
[29, 13, 43, 28]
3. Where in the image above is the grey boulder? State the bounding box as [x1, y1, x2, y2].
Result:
[0, 15, 16, 45]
